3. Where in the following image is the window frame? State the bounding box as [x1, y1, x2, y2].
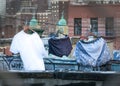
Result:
[74, 18, 82, 36]
[105, 17, 114, 36]
[90, 18, 98, 35]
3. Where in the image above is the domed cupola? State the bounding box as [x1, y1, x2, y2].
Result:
[29, 14, 44, 37]
[29, 15, 38, 28]
[57, 14, 67, 26]
[56, 12, 68, 36]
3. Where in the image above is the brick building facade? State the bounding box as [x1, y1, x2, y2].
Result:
[68, 4, 120, 50]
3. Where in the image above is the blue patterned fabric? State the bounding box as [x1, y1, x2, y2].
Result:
[113, 50, 120, 60]
[73, 37, 111, 67]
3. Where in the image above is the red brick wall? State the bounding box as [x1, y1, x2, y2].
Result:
[68, 4, 120, 18]
[68, 4, 120, 36]
[98, 18, 105, 36]
[114, 37, 120, 50]
[82, 18, 90, 36]
[68, 4, 120, 49]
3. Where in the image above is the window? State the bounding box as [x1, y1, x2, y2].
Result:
[74, 18, 82, 35]
[105, 17, 114, 36]
[90, 18, 98, 35]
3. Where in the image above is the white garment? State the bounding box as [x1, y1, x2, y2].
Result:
[10, 30, 48, 70]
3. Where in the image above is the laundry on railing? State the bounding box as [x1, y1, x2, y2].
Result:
[73, 37, 111, 67]
[48, 37, 72, 57]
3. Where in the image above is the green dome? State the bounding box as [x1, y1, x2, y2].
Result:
[29, 16, 38, 27]
[57, 15, 67, 26]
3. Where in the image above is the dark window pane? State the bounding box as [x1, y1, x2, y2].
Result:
[74, 18, 82, 35]
[90, 18, 98, 35]
[105, 17, 114, 36]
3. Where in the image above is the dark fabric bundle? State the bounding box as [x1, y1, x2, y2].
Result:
[48, 37, 72, 57]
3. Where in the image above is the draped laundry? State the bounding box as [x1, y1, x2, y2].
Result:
[73, 37, 111, 67]
[48, 37, 72, 57]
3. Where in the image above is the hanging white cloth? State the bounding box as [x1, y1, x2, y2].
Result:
[10, 30, 48, 70]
